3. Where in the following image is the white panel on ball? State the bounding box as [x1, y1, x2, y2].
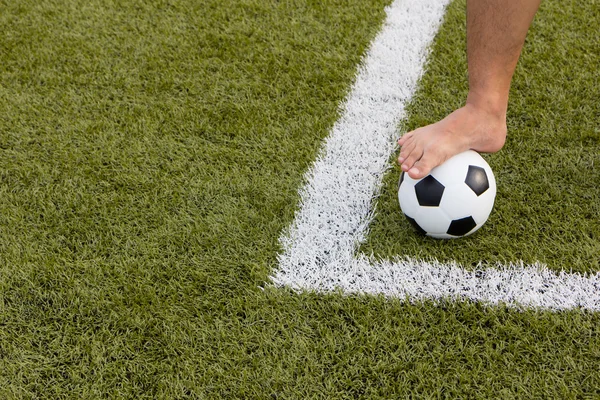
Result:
[397, 174, 420, 218]
[414, 207, 451, 235]
[438, 184, 478, 221]
[429, 152, 472, 186]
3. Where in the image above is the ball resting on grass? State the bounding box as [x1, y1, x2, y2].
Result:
[398, 150, 496, 239]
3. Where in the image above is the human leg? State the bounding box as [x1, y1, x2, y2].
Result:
[397, 0, 541, 179]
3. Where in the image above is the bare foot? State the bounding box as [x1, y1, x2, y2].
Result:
[397, 103, 507, 179]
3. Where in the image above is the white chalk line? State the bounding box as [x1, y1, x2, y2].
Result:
[271, 0, 600, 311]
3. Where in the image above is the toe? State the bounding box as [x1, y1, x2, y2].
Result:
[398, 141, 416, 164]
[407, 164, 427, 179]
[398, 131, 414, 146]
[407, 153, 441, 179]
[401, 146, 423, 172]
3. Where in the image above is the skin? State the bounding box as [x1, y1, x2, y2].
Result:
[398, 0, 542, 179]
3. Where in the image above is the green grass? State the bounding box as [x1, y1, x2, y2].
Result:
[361, 0, 600, 274]
[0, 0, 599, 398]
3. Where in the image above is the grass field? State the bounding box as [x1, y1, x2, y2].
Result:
[0, 0, 599, 398]
[361, 0, 600, 273]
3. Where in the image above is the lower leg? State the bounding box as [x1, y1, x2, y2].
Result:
[398, 0, 541, 179]
[465, 0, 541, 116]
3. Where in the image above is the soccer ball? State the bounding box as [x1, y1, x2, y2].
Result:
[398, 150, 496, 239]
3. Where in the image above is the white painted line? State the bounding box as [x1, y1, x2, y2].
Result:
[272, 0, 600, 311]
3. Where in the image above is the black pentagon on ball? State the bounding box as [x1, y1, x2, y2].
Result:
[446, 216, 477, 236]
[415, 175, 445, 207]
[405, 216, 426, 236]
[465, 165, 489, 196]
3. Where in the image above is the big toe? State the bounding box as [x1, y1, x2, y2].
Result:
[407, 159, 435, 179]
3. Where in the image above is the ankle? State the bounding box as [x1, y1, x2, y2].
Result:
[465, 90, 509, 120]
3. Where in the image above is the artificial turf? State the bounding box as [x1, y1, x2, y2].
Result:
[361, 0, 600, 274]
[0, 0, 598, 398]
